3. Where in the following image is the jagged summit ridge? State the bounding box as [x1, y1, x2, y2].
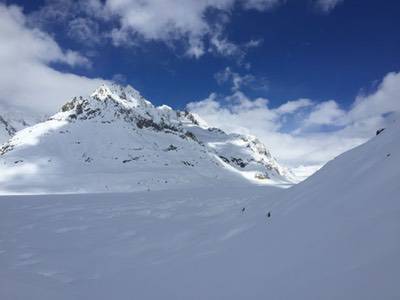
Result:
[56, 83, 200, 131]
[91, 84, 152, 108]
[0, 83, 294, 193]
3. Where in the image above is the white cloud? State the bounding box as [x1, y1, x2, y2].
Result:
[29, 0, 110, 48]
[215, 67, 269, 91]
[29, 0, 270, 59]
[1, 5, 89, 67]
[0, 4, 107, 115]
[242, 0, 283, 10]
[275, 98, 313, 114]
[314, 0, 344, 13]
[67, 17, 101, 46]
[245, 39, 264, 48]
[304, 100, 345, 126]
[188, 91, 279, 133]
[349, 71, 400, 122]
[188, 71, 400, 170]
[28, 0, 344, 59]
[97, 0, 277, 58]
[210, 30, 244, 58]
[215, 67, 254, 91]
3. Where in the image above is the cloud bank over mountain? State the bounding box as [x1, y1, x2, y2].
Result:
[188, 71, 400, 169]
[0, 4, 107, 115]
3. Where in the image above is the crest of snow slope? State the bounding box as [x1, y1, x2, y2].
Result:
[0, 115, 398, 299]
[0, 84, 294, 194]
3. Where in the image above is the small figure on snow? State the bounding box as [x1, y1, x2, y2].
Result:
[267, 211, 271, 218]
[241, 207, 246, 213]
[376, 128, 385, 135]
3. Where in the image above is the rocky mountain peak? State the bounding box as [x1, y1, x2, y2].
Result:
[0, 83, 295, 193]
[91, 83, 151, 108]
[56, 84, 204, 132]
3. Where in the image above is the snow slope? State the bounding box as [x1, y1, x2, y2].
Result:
[0, 115, 399, 299]
[0, 84, 294, 194]
[0, 105, 37, 145]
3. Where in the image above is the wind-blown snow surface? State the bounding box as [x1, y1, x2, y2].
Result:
[0, 84, 293, 194]
[0, 118, 399, 299]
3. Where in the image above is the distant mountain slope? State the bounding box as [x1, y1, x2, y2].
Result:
[0, 105, 37, 145]
[0, 84, 294, 193]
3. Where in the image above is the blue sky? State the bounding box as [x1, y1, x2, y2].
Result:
[9, 0, 400, 109]
[1, 0, 399, 170]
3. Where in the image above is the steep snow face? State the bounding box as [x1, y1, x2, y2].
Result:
[0, 84, 293, 193]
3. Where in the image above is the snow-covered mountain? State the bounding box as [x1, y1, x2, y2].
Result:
[0, 109, 398, 299]
[0, 84, 294, 193]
